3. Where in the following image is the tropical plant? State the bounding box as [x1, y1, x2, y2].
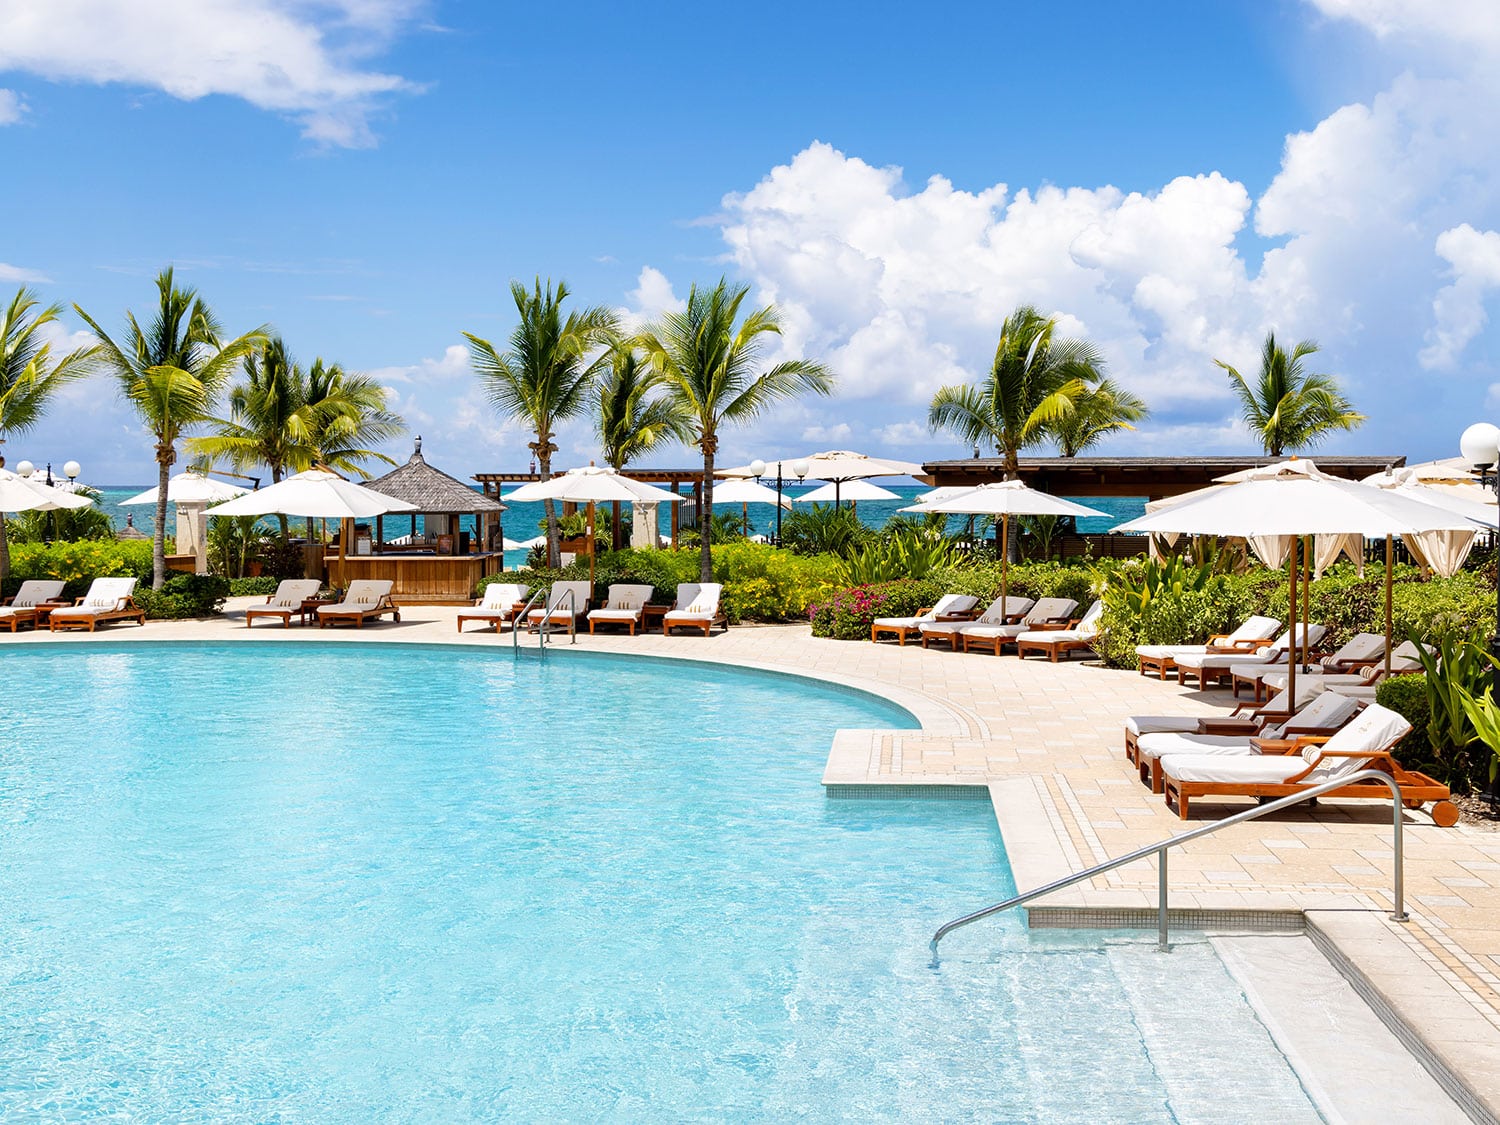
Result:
[1459, 689, 1500, 785]
[677, 511, 749, 548]
[1017, 514, 1076, 561]
[1216, 333, 1365, 456]
[637, 278, 833, 581]
[466, 278, 618, 567]
[1050, 377, 1148, 456]
[0, 288, 99, 578]
[928, 305, 1107, 477]
[205, 513, 267, 578]
[5, 484, 116, 543]
[831, 530, 961, 586]
[778, 503, 870, 558]
[1410, 633, 1498, 789]
[75, 268, 265, 588]
[1102, 554, 1215, 616]
[596, 343, 685, 548]
[188, 341, 405, 536]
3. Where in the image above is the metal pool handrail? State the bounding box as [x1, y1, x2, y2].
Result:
[512, 588, 547, 652]
[513, 587, 578, 651]
[930, 769, 1409, 956]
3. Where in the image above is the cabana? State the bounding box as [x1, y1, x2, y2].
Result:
[337, 438, 507, 603]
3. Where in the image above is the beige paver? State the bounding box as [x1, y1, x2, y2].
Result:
[8, 604, 1500, 1110]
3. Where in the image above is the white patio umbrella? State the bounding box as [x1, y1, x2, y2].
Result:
[915, 481, 1109, 613]
[119, 471, 250, 506]
[720, 449, 922, 506]
[0, 467, 95, 513]
[797, 479, 900, 505]
[1115, 459, 1475, 689]
[1363, 466, 1492, 578]
[914, 486, 974, 506]
[207, 468, 416, 562]
[711, 477, 791, 538]
[505, 465, 683, 583]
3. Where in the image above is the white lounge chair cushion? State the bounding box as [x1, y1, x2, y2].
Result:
[477, 583, 528, 611]
[1298, 702, 1410, 775]
[589, 608, 641, 622]
[592, 585, 652, 616]
[1137, 733, 1264, 762]
[1161, 754, 1312, 785]
[50, 577, 138, 617]
[266, 579, 323, 609]
[1261, 669, 1372, 693]
[1139, 690, 1360, 763]
[1125, 716, 1203, 738]
[1135, 615, 1282, 659]
[1229, 660, 1313, 683]
[1321, 633, 1386, 667]
[5, 580, 66, 609]
[873, 593, 980, 630]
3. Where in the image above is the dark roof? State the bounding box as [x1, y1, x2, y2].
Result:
[922, 455, 1407, 499]
[369, 438, 504, 514]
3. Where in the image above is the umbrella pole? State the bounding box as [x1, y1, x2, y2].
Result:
[1385, 534, 1394, 677]
[742, 502, 749, 539]
[1303, 534, 1311, 662]
[587, 502, 596, 589]
[1288, 537, 1298, 710]
[1001, 513, 1009, 610]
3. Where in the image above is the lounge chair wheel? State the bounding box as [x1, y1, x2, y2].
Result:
[1403, 798, 1424, 810]
[1432, 800, 1461, 828]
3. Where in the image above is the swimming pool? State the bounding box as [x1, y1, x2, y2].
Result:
[0, 642, 1323, 1121]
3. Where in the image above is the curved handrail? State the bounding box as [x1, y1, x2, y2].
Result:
[931, 769, 1409, 957]
[512, 588, 548, 652]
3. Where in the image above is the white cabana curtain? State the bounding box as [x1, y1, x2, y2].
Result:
[1248, 535, 1293, 568]
[1403, 529, 1477, 578]
[1247, 532, 1364, 576]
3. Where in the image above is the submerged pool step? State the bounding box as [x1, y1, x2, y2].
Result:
[1026, 904, 1305, 933]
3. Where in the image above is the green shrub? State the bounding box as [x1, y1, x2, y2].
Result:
[229, 576, 281, 597]
[256, 537, 311, 581]
[779, 504, 871, 558]
[134, 573, 230, 619]
[1375, 673, 1434, 768]
[480, 543, 837, 623]
[831, 531, 961, 586]
[1095, 582, 1240, 669]
[3, 540, 155, 599]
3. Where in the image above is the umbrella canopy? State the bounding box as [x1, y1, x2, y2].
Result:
[1115, 459, 1475, 538]
[0, 468, 94, 512]
[504, 536, 545, 551]
[206, 468, 416, 519]
[913, 485, 974, 506]
[120, 471, 250, 506]
[916, 480, 1108, 519]
[797, 479, 900, 504]
[710, 478, 792, 508]
[720, 449, 922, 481]
[505, 465, 683, 505]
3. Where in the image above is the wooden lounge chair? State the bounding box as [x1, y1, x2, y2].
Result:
[1160, 702, 1457, 825]
[1259, 640, 1427, 696]
[916, 595, 1032, 651]
[528, 580, 591, 633]
[870, 593, 980, 645]
[317, 579, 400, 628]
[48, 577, 145, 632]
[457, 582, 529, 633]
[1015, 601, 1103, 662]
[1124, 683, 1321, 766]
[244, 579, 324, 628]
[663, 582, 727, 636]
[1174, 624, 1326, 690]
[587, 584, 654, 635]
[0, 579, 66, 632]
[1134, 689, 1360, 793]
[1135, 615, 1281, 679]
[1231, 632, 1383, 700]
[953, 597, 1078, 656]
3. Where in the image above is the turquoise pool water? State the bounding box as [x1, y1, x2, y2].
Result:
[0, 643, 1321, 1121]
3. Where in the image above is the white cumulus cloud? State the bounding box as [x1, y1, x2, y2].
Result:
[0, 87, 24, 124]
[0, 0, 426, 146]
[1421, 224, 1500, 369]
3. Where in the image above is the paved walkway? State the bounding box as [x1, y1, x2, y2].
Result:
[11, 602, 1500, 1117]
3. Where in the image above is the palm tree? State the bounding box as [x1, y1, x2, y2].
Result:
[928, 305, 1107, 477]
[75, 267, 266, 589]
[637, 279, 834, 582]
[597, 343, 687, 549]
[466, 278, 617, 567]
[1217, 333, 1366, 456]
[187, 339, 405, 537]
[1050, 377, 1149, 456]
[0, 288, 99, 578]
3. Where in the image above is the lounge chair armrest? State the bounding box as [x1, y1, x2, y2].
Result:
[1030, 621, 1072, 632]
[1197, 718, 1261, 735]
[1291, 735, 1332, 747]
[931, 612, 974, 622]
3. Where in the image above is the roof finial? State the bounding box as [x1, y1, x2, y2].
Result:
[413, 435, 423, 458]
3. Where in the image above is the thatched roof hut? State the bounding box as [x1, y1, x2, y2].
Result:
[368, 437, 503, 515]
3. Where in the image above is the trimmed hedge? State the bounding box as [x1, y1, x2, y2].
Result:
[134, 574, 230, 619]
[2, 540, 154, 600]
[229, 576, 281, 597]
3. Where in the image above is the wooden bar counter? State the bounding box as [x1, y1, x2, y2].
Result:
[325, 552, 504, 604]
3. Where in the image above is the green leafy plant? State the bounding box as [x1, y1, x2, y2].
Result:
[1104, 555, 1215, 616]
[1410, 633, 1499, 792]
[134, 573, 230, 619]
[831, 531, 960, 586]
[4, 485, 117, 543]
[1460, 688, 1500, 785]
[229, 575, 280, 597]
[779, 504, 870, 558]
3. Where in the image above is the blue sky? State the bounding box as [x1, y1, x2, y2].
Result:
[2, 0, 1498, 484]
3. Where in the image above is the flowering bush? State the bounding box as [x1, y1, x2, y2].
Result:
[808, 579, 942, 640]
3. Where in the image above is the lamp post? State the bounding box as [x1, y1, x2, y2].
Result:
[773, 458, 810, 546]
[746, 459, 766, 539]
[1461, 421, 1500, 700]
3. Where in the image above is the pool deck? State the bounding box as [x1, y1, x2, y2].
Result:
[11, 603, 1500, 1119]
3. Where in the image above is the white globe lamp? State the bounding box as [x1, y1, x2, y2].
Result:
[1461, 422, 1500, 470]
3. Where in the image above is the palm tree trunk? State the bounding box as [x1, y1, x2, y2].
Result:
[699, 436, 716, 583]
[153, 445, 171, 590]
[273, 466, 288, 540]
[538, 443, 559, 569]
